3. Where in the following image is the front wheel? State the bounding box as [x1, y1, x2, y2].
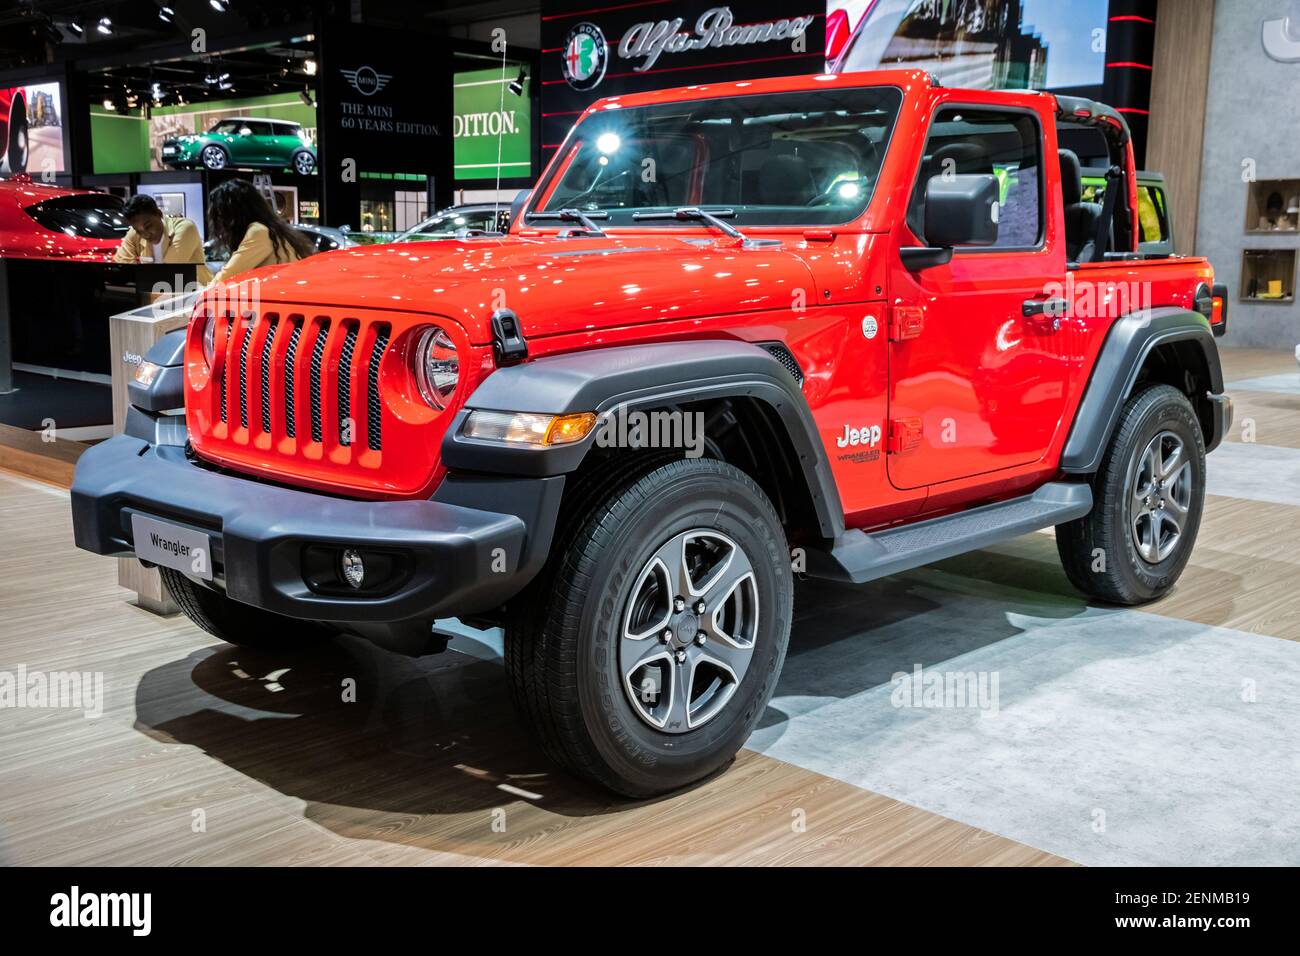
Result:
[159, 566, 331, 650]
[507, 458, 793, 797]
[292, 150, 316, 175]
[1056, 384, 1206, 604]
[200, 144, 228, 170]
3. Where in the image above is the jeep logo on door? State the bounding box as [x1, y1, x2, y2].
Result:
[340, 66, 392, 96]
[562, 22, 609, 91]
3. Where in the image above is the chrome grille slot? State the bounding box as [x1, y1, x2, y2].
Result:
[309, 320, 330, 444]
[237, 316, 253, 429]
[367, 327, 389, 451]
[259, 315, 278, 433]
[338, 323, 358, 446]
[283, 319, 301, 438]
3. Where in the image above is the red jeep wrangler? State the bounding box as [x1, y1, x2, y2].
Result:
[72, 71, 1232, 797]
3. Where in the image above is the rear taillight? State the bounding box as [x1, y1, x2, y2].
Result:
[826, 8, 850, 61]
[1211, 282, 1229, 336]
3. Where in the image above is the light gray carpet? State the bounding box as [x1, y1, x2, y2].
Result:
[748, 570, 1300, 867]
[1226, 373, 1300, 394]
[1206, 441, 1300, 507]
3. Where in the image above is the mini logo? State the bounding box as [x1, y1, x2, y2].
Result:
[862, 316, 878, 339]
[563, 22, 609, 91]
[340, 66, 392, 96]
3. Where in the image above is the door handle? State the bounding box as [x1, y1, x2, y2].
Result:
[1022, 297, 1068, 318]
[1022, 296, 1068, 332]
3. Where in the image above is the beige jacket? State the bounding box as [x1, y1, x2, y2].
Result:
[114, 215, 213, 285]
[212, 222, 303, 285]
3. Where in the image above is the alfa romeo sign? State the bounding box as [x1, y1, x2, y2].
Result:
[562, 22, 609, 91]
[559, 6, 816, 90]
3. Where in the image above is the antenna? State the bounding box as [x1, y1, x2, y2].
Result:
[493, 38, 508, 230]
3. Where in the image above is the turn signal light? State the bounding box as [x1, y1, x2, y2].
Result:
[133, 361, 162, 386]
[462, 410, 598, 446]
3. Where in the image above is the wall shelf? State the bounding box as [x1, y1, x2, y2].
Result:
[1245, 178, 1300, 233]
[1240, 248, 1297, 303]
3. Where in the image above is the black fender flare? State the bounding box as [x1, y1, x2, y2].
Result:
[1060, 306, 1225, 473]
[442, 340, 845, 540]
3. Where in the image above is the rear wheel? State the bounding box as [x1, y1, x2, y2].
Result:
[1056, 384, 1206, 604]
[159, 566, 331, 650]
[506, 458, 792, 798]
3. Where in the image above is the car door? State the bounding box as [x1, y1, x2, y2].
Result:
[245, 121, 278, 166]
[887, 103, 1070, 491]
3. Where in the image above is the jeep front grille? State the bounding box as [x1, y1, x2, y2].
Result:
[210, 310, 391, 454]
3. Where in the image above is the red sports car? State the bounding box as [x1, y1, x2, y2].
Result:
[0, 177, 128, 260]
[1, 87, 27, 174]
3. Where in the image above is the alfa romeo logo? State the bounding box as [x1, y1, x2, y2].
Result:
[562, 22, 608, 91]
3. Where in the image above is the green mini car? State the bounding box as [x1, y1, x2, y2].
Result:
[160, 117, 317, 175]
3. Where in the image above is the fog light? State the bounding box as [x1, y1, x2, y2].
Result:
[340, 549, 365, 589]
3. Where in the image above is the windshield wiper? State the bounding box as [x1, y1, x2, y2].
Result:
[632, 207, 777, 247]
[526, 208, 608, 238]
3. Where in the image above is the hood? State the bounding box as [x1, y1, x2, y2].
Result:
[241, 234, 818, 345]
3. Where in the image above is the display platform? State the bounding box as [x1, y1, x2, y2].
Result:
[1, 347, 1295, 867]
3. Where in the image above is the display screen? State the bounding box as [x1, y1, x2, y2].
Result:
[92, 94, 318, 175]
[453, 66, 532, 182]
[2, 80, 67, 176]
[826, 0, 1110, 91]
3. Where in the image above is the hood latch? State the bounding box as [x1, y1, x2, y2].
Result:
[491, 308, 529, 365]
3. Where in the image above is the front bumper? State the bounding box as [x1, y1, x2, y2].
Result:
[71, 436, 553, 624]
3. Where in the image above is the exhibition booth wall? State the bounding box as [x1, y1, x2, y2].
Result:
[1196, 0, 1300, 349]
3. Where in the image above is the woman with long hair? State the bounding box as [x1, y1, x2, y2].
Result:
[207, 178, 314, 284]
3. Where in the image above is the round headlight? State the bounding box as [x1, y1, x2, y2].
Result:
[414, 326, 459, 410]
[201, 314, 217, 367]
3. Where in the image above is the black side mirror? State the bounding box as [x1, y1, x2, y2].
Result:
[901, 173, 1000, 270]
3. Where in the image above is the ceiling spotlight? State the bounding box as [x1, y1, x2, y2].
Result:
[300, 88, 314, 106]
[209, 0, 228, 11]
[158, 6, 174, 23]
[509, 66, 528, 97]
[96, 16, 113, 35]
[102, 98, 113, 109]
[68, 20, 84, 36]
[303, 58, 317, 76]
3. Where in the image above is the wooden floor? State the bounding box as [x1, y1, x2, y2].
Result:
[1, 347, 1295, 866]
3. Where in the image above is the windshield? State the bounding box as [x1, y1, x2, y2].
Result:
[532, 86, 902, 228]
[26, 194, 129, 240]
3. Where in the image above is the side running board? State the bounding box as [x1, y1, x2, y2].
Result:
[806, 482, 1094, 585]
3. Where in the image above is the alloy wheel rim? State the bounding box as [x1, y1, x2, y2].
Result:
[295, 153, 313, 174]
[1127, 430, 1193, 564]
[620, 529, 759, 734]
[203, 146, 226, 169]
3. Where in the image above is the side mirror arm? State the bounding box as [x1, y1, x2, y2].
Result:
[899, 246, 953, 271]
